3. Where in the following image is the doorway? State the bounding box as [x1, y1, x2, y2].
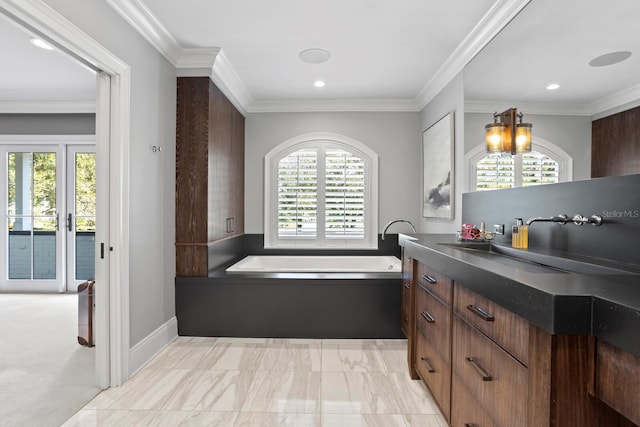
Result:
[0, 143, 95, 293]
[0, 0, 131, 389]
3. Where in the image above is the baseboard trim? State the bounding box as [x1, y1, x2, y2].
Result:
[128, 316, 178, 377]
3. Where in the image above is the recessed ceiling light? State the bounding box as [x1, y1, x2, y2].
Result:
[588, 51, 632, 67]
[299, 48, 331, 64]
[314, 80, 326, 88]
[546, 83, 560, 90]
[29, 37, 54, 51]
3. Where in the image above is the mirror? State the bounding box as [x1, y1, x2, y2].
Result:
[463, 0, 640, 184]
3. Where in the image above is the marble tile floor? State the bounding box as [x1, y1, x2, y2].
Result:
[63, 338, 447, 427]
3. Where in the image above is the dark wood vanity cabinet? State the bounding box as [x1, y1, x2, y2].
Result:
[400, 250, 412, 337]
[176, 77, 244, 276]
[408, 261, 454, 420]
[404, 268, 638, 426]
[451, 283, 528, 427]
[592, 339, 640, 426]
[415, 279, 452, 419]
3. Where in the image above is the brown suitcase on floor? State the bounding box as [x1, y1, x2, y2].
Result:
[78, 280, 95, 347]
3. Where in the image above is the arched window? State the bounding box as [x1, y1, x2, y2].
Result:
[466, 137, 573, 192]
[264, 133, 378, 248]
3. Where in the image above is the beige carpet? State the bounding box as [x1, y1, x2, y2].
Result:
[0, 293, 101, 427]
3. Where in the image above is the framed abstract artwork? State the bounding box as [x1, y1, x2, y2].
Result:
[423, 112, 454, 219]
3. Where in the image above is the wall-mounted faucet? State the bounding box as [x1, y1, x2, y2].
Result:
[525, 213, 602, 226]
[526, 214, 569, 225]
[382, 219, 416, 240]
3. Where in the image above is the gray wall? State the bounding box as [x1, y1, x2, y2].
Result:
[464, 112, 592, 182]
[0, 114, 95, 134]
[244, 112, 421, 234]
[43, 0, 177, 348]
[419, 72, 465, 233]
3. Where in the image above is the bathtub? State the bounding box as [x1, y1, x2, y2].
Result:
[226, 255, 401, 273]
[176, 253, 404, 339]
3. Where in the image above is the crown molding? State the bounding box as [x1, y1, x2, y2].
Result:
[590, 82, 640, 119]
[210, 50, 252, 116]
[105, 0, 182, 64]
[247, 98, 420, 113]
[465, 100, 592, 116]
[415, 0, 531, 110]
[0, 101, 96, 114]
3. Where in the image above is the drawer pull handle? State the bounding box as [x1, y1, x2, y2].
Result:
[466, 304, 495, 322]
[404, 283, 411, 289]
[465, 424, 476, 427]
[466, 357, 493, 381]
[420, 311, 435, 323]
[420, 357, 436, 373]
[421, 274, 437, 284]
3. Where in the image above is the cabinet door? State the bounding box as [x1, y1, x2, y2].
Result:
[451, 315, 527, 427]
[595, 340, 640, 425]
[400, 252, 412, 336]
[415, 285, 451, 420]
[208, 83, 232, 241]
[229, 106, 244, 236]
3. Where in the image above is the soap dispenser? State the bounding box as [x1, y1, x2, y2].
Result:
[512, 218, 529, 249]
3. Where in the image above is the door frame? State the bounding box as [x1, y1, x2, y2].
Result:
[0, 0, 131, 388]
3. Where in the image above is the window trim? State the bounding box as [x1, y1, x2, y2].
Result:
[264, 132, 378, 249]
[465, 136, 573, 192]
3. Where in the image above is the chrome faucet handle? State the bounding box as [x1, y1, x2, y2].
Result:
[589, 214, 603, 226]
[572, 214, 588, 226]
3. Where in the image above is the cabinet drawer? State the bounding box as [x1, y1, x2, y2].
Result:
[415, 285, 452, 364]
[417, 262, 453, 306]
[451, 315, 527, 427]
[416, 326, 451, 420]
[454, 282, 529, 366]
[595, 340, 640, 425]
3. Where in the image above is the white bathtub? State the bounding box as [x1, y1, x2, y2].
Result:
[226, 255, 402, 273]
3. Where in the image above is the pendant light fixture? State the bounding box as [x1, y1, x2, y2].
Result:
[485, 108, 532, 155]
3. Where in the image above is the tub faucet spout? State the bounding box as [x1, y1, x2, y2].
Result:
[525, 214, 569, 226]
[382, 219, 416, 240]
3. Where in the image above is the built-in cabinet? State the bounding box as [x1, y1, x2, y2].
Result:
[175, 77, 245, 276]
[414, 264, 453, 419]
[406, 260, 638, 426]
[400, 250, 413, 337]
[592, 339, 640, 426]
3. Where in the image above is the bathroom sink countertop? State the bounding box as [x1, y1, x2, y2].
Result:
[399, 233, 640, 356]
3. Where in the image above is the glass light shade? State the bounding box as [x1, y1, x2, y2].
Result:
[485, 123, 507, 153]
[515, 123, 532, 153]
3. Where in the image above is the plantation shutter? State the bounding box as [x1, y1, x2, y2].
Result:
[277, 149, 317, 238]
[521, 152, 560, 187]
[476, 155, 515, 191]
[475, 150, 560, 191]
[325, 149, 365, 239]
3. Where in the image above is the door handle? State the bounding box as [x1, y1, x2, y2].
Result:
[67, 213, 74, 232]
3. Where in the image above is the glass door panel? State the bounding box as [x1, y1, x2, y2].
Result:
[3, 148, 62, 291]
[66, 147, 96, 290]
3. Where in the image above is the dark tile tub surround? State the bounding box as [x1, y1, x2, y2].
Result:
[207, 233, 401, 275]
[462, 174, 640, 268]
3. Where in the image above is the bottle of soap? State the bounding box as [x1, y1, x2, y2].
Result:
[512, 218, 528, 249]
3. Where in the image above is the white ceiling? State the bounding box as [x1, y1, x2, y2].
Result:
[0, 13, 96, 112]
[1, 0, 638, 115]
[464, 0, 640, 115]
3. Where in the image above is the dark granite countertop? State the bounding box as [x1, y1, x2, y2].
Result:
[399, 233, 640, 356]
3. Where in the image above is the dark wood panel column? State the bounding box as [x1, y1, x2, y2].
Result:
[592, 106, 640, 178]
[175, 77, 245, 276]
[176, 77, 210, 276]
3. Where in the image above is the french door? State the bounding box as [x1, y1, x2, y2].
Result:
[0, 142, 95, 292]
